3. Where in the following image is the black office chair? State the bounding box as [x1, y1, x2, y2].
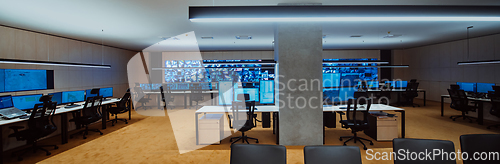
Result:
[304, 146, 362, 164]
[107, 92, 131, 126]
[134, 86, 152, 110]
[229, 101, 259, 144]
[230, 144, 286, 164]
[400, 82, 420, 107]
[9, 96, 58, 161]
[189, 84, 204, 109]
[448, 88, 478, 122]
[487, 92, 500, 129]
[410, 79, 417, 83]
[70, 95, 104, 139]
[460, 134, 500, 164]
[160, 85, 175, 110]
[339, 98, 373, 150]
[393, 138, 456, 164]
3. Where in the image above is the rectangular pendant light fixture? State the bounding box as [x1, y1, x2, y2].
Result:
[323, 60, 389, 64]
[323, 65, 409, 68]
[189, 6, 500, 22]
[457, 60, 500, 65]
[0, 58, 111, 69]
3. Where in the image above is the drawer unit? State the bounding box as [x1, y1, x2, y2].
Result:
[198, 114, 224, 145]
[364, 114, 398, 141]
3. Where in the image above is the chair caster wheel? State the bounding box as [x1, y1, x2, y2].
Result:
[256, 141, 259, 143]
[339, 138, 343, 141]
[100, 132, 103, 135]
[487, 127, 491, 129]
[111, 124, 115, 126]
[363, 147, 368, 150]
[46, 152, 51, 156]
[343, 143, 346, 146]
[370, 142, 374, 145]
[54, 146, 59, 149]
[70, 136, 73, 139]
[17, 157, 23, 161]
[83, 137, 87, 139]
[125, 122, 128, 124]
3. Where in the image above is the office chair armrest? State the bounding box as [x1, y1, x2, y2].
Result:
[227, 115, 233, 128]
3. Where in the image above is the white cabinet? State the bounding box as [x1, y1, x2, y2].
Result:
[365, 115, 398, 141]
[198, 114, 224, 145]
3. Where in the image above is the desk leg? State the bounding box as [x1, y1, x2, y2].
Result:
[102, 105, 108, 129]
[273, 112, 279, 145]
[396, 111, 405, 138]
[1, 126, 3, 164]
[195, 113, 200, 145]
[61, 113, 68, 144]
[441, 96, 444, 117]
[423, 91, 426, 106]
[184, 94, 187, 109]
[478, 102, 484, 125]
[397, 92, 401, 106]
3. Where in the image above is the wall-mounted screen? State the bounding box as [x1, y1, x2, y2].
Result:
[0, 69, 54, 93]
[12, 94, 43, 110]
[340, 73, 361, 87]
[323, 73, 340, 88]
[259, 80, 274, 104]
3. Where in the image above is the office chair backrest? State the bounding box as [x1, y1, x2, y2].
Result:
[450, 84, 460, 90]
[117, 92, 131, 110]
[159, 86, 165, 100]
[489, 93, 500, 117]
[460, 134, 500, 164]
[353, 92, 369, 104]
[346, 98, 372, 126]
[493, 86, 500, 92]
[230, 144, 286, 164]
[29, 102, 57, 135]
[405, 82, 419, 97]
[410, 79, 417, 83]
[231, 101, 255, 130]
[82, 96, 103, 119]
[304, 146, 361, 164]
[448, 89, 468, 110]
[393, 138, 456, 164]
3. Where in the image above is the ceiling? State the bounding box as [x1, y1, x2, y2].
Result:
[1, 0, 500, 51]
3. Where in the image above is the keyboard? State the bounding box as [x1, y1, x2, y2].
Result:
[65, 104, 81, 108]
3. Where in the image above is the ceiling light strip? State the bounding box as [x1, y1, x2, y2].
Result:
[323, 65, 409, 68]
[190, 17, 500, 22]
[457, 60, 500, 65]
[0, 59, 111, 69]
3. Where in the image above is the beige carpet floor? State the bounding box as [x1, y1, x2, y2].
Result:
[3, 99, 500, 164]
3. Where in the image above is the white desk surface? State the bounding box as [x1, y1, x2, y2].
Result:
[196, 104, 404, 113]
[367, 89, 425, 92]
[441, 95, 491, 102]
[144, 91, 218, 94]
[0, 98, 120, 126]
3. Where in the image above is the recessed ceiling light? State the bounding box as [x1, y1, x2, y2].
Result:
[236, 35, 252, 39]
[201, 37, 214, 39]
[350, 35, 362, 38]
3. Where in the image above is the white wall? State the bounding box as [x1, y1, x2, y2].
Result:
[393, 34, 500, 102]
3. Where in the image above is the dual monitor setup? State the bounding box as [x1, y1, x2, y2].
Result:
[455, 82, 497, 98]
[218, 80, 274, 105]
[5, 87, 113, 111]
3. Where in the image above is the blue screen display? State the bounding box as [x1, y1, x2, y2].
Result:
[48, 92, 63, 105]
[234, 88, 259, 102]
[100, 87, 113, 98]
[339, 87, 357, 102]
[0, 95, 14, 109]
[477, 83, 495, 93]
[395, 81, 408, 88]
[323, 73, 340, 87]
[357, 81, 379, 88]
[323, 88, 340, 102]
[5, 69, 47, 92]
[259, 80, 274, 104]
[62, 90, 85, 104]
[340, 73, 361, 87]
[457, 82, 477, 92]
[218, 81, 233, 105]
[85, 89, 98, 99]
[12, 94, 43, 110]
[0, 70, 4, 93]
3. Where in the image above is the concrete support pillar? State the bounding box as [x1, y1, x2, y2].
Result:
[274, 23, 323, 145]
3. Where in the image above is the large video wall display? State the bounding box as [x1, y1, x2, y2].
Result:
[0, 69, 54, 93]
[163, 60, 275, 83]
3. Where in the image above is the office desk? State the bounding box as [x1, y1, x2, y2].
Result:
[144, 90, 218, 109]
[195, 104, 405, 145]
[367, 89, 426, 106]
[0, 98, 120, 164]
[440, 95, 490, 125]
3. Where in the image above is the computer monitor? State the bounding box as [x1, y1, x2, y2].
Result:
[457, 82, 477, 92]
[395, 81, 408, 88]
[259, 80, 274, 104]
[234, 88, 259, 102]
[323, 88, 340, 103]
[340, 73, 361, 87]
[85, 88, 99, 99]
[0, 95, 14, 109]
[99, 87, 113, 98]
[12, 94, 43, 110]
[48, 92, 63, 105]
[323, 73, 340, 87]
[477, 83, 495, 93]
[62, 90, 85, 105]
[367, 81, 379, 88]
[339, 87, 357, 102]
